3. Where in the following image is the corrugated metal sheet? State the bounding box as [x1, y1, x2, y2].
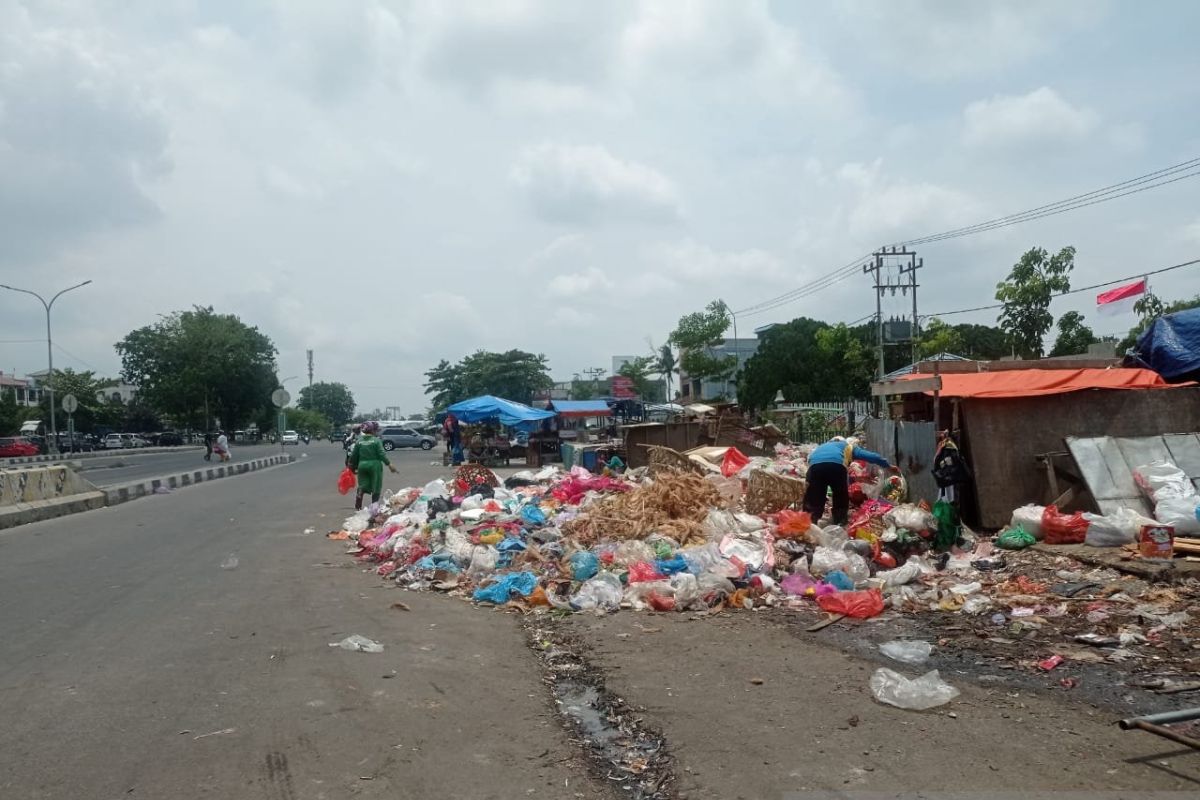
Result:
[864, 419, 937, 504]
[1066, 434, 1200, 516]
[864, 419, 896, 463]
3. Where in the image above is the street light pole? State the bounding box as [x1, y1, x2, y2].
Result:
[0, 280, 92, 454]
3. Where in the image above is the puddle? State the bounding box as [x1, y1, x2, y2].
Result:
[526, 621, 676, 799]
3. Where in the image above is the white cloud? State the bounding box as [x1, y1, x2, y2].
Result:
[511, 143, 682, 225]
[645, 239, 790, 284]
[547, 267, 612, 297]
[1183, 218, 1200, 246]
[963, 87, 1099, 149]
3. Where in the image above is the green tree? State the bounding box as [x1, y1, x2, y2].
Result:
[953, 323, 1011, 360]
[281, 407, 330, 437]
[655, 344, 677, 400]
[36, 368, 117, 433]
[995, 246, 1075, 358]
[1117, 293, 1200, 353]
[297, 381, 356, 426]
[423, 350, 553, 409]
[1049, 311, 1098, 357]
[917, 318, 965, 359]
[737, 317, 827, 410]
[116, 306, 278, 430]
[618, 356, 663, 401]
[668, 300, 736, 389]
[0, 389, 23, 435]
[570, 378, 596, 400]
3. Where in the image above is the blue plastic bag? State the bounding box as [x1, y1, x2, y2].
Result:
[824, 570, 855, 591]
[654, 556, 689, 576]
[497, 538, 527, 553]
[569, 551, 599, 581]
[416, 553, 460, 573]
[521, 505, 548, 526]
[473, 571, 538, 604]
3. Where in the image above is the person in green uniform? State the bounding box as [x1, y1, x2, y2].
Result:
[349, 421, 397, 510]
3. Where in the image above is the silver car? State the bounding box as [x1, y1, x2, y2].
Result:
[379, 426, 436, 451]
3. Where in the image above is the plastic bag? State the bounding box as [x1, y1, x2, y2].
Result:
[810, 545, 851, 576]
[1134, 461, 1197, 503]
[932, 499, 960, 550]
[670, 573, 701, 610]
[1084, 507, 1155, 546]
[614, 540, 656, 566]
[776, 510, 812, 538]
[720, 447, 751, 477]
[1154, 496, 1200, 535]
[568, 551, 600, 581]
[521, 504, 547, 527]
[869, 668, 959, 710]
[885, 504, 935, 532]
[875, 559, 924, 588]
[628, 561, 666, 583]
[879, 640, 933, 665]
[330, 634, 384, 653]
[824, 570, 855, 591]
[1010, 504, 1045, 539]
[337, 467, 356, 495]
[995, 526, 1036, 550]
[467, 545, 498, 576]
[816, 588, 885, 618]
[421, 479, 448, 498]
[703, 509, 740, 540]
[718, 534, 773, 572]
[1041, 505, 1089, 545]
[780, 572, 836, 597]
[472, 571, 538, 604]
[570, 572, 624, 611]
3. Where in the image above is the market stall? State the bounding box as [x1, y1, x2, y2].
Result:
[547, 400, 626, 470]
[444, 395, 554, 467]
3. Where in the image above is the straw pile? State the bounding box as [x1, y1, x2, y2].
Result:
[561, 471, 724, 547]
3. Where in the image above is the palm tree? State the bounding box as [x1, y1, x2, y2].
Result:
[656, 344, 677, 401]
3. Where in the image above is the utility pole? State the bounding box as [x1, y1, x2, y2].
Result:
[306, 349, 314, 391]
[865, 247, 921, 379]
[898, 254, 923, 365]
[863, 254, 885, 380]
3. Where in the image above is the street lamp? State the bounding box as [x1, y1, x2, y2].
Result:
[0, 280, 93, 453]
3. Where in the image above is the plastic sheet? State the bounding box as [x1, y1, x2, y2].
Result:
[879, 640, 933, 665]
[869, 668, 959, 710]
[570, 572, 624, 611]
[330, 635, 384, 653]
[569, 551, 600, 581]
[1154, 496, 1200, 535]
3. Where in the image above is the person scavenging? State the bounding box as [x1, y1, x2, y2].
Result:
[802, 436, 893, 525]
[348, 420, 397, 510]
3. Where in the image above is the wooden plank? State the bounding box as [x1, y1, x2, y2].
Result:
[871, 376, 942, 397]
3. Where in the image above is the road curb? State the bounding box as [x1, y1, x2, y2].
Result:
[2, 446, 203, 466]
[0, 454, 294, 530]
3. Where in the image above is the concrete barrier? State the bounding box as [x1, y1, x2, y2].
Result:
[2, 446, 203, 467]
[0, 454, 294, 530]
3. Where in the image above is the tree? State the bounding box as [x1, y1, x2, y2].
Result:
[995, 246, 1075, 358]
[917, 318, 965, 360]
[423, 350, 553, 409]
[618, 356, 663, 401]
[570, 378, 596, 400]
[655, 344, 677, 400]
[1049, 311, 1098, 357]
[281, 407, 330, 437]
[36, 369, 117, 433]
[953, 323, 1011, 360]
[116, 306, 278, 430]
[297, 381, 356, 426]
[737, 317, 826, 410]
[1117, 293, 1200, 353]
[0, 389, 23, 435]
[668, 300, 736, 390]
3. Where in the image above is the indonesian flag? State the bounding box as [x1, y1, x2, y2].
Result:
[1096, 278, 1146, 316]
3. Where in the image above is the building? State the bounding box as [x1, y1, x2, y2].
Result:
[677, 337, 760, 403]
[611, 355, 640, 376]
[97, 381, 137, 404]
[0, 371, 42, 406]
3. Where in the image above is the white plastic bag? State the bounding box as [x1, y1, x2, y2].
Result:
[670, 573, 701, 610]
[330, 635, 384, 653]
[879, 640, 933, 665]
[1154, 495, 1200, 535]
[704, 473, 743, 505]
[570, 572, 624, 611]
[703, 509, 740, 540]
[885, 505, 936, 532]
[467, 545, 498, 576]
[875, 559, 923, 588]
[1134, 461, 1197, 503]
[810, 546, 852, 577]
[1083, 507, 1154, 547]
[869, 668, 959, 710]
[421, 479, 448, 498]
[1010, 504, 1045, 540]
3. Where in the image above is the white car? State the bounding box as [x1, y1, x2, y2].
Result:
[103, 433, 126, 449]
[281, 430, 300, 445]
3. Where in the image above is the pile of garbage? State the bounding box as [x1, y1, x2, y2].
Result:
[328, 446, 995, 619]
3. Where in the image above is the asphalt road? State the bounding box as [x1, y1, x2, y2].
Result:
[0, 446, 606, 800]
[76, 444, 308, 487]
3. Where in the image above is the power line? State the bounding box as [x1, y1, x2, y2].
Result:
[731, 155, 1200, 320]
[52, 343, 99, 372]
[924, 256, 1200, 319]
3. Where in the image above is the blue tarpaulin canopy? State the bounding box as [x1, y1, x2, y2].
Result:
[549, 400, 613, 418]
[1131, 308, 1200, 381]
[445, 395, 555, 430]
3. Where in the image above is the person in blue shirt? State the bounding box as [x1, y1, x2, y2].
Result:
[803, 437, 894, 525]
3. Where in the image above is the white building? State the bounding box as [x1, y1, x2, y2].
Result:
[0, 371, 42, 406]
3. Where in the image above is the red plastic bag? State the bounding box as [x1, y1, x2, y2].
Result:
[337, 467, 356, 495]
[1041, 504, 1089, 545]
[776, 510, 812, 538]
[721, 447, 751, 477]
[816, 588, 885, 619]
[627, 561, 665, 583]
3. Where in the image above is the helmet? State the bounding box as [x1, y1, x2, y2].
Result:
[362, 420, 380, 434]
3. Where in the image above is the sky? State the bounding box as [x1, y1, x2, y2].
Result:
[2, 0, 1199, 415]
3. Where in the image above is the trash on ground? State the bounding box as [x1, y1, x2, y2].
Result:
[879, 640, 934, 665]
[220, 555, 239, 570]
[330, 634, 384, 653]
[869, 668, 960, 710]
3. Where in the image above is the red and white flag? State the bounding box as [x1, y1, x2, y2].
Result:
[1096, 278, 1146, 316]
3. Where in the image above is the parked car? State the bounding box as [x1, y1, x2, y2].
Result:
[379, 426, 436, 451]
[0, 437, 40, 457]
[127, 434, 150, 448]
[54, 432, 95, 452]
[103, 433, 126, 449]
[280, 430, 300, 445]
[157, 431, 183, 446]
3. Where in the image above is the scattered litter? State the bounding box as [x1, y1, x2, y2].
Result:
[390, 602, 411, 612]
[879, 640, 933, 665]
[869, 668, 960, 710]
[193, 727, 236, 740]
[220, 555, 239, 570]
[153, 486, 171, 495]
[330, 635, 384, 653]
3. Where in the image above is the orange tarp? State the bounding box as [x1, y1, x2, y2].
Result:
[900, 368, 1176, 399]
